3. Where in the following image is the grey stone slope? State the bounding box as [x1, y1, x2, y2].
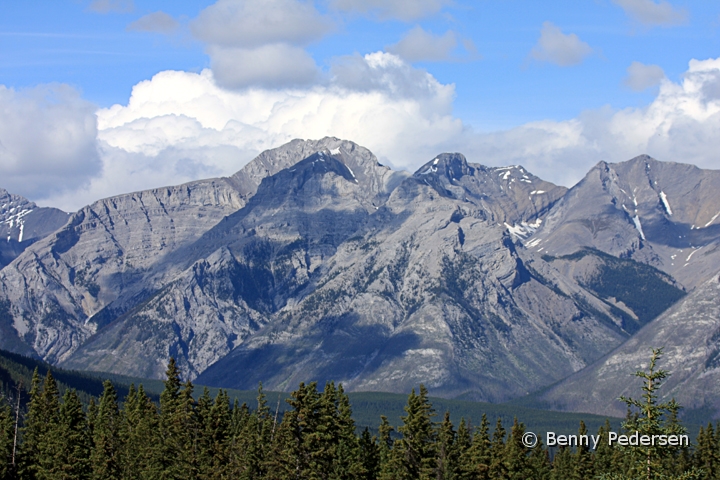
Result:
[0, 137, 385, 365]
[0, 188, 70, 269]
[535, 271, 720, 418]
[0, 141, 705, 404]
[526, 155, 720, 289]
[61, 146, 396, 379]
[194, 154, 635, 401]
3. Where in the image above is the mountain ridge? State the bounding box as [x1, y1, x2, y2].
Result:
[0, 139, 717, 406]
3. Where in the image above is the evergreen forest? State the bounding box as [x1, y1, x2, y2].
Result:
[1, 351, 719, 479]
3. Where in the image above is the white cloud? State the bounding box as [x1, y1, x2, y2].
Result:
[88, 0, 134, 14]
[16, 55, 720, 213]
[208, 44, 320, 89]
[387, 26, 458, 62]
[457, 57, 720, 187]
[530, 22, 593, 67]
[190, 0, 332, 48]
[35, 54, 458, 210]
[624, 61, 665, 91]
[189, 0, 333, 89]
[612, 0, 688, 26]
[0, 84, 101, 204]
[126, 11, 179, 33]
[329, 0, 450, 21]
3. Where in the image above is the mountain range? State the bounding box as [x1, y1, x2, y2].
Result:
[1, 137, 718, 415]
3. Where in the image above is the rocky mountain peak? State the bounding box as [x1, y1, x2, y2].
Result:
[0, 189, 69, 269]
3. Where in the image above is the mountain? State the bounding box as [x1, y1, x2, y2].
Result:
[534, 272, 720, 418]
[0, 140, 711, 403]
[525, 155, 720, 289]
[0, 188, 69, 269]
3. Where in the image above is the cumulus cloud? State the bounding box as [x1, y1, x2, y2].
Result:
[612, 0, 688, 26]
[387, 26, 458, 62]
[190, 0, 332, 48]
[329, 0, 450, 21]
[189, 0, 333, 89]
[458, 57, 720, 187]
[19, 55, 720, 213]
[208, 44, 320, 89]
[530, 22, 593, 67]
[126, 11, 179, 33]
[88, 0, 134, 14]
[624, 61, 665, 90]
[0, 84, 101, 204]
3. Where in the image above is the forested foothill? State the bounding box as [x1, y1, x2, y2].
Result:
[0, 350, 718, 479]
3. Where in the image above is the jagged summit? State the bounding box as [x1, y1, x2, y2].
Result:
[526, 154, 720, 288]
[0, 188, 69, 269]
[1, 140, 718, 406]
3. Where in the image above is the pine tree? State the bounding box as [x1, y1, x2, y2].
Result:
[264, 410, 300, 480]
[454, 418, 473, 480]
[572, 420, 594, 479]
[119, 384, 160, 479]
[435, 411, 457, 480]
[550, 446, 574, 480]
[0, 402, 13, 480]
[19, 369, 60, 479]
[199, 389, 231, 480]
[332, 384, 364, 479]
[619, 348, 697, 480]
[466, 413, 491, 480]
[504, 418, 531, 479]
[358, 428, 379, 480]
[593, 420, 617, 476]
[53, 389, 91, 479]
[376, 415, 394, 479]
[488, 418, 507, 479]
[158, 359, 199, 479]
[388, 385, 437, 480]
[527, 436, 551, 480]
[91, 380, 122, 479]
[695, 423, 718, 480]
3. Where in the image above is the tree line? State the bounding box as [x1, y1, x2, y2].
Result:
[1, 350, 719, 479]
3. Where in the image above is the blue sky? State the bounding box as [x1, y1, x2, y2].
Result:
[1, 0, 719, 211]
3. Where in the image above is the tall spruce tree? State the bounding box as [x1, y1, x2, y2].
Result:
[376, 415, 394, 479]
[0, 402, 13, 480]
[158, 359, 200, 479]
[488, 418, 507, 479]
[527, 436, 551, 480]
[19, 369, 61, 479]
[550, 446, 574, 480]
[466, 413, 491, 480]
[619, 348, 700, 480]
[358, 428, 379, 480]
[435, 411, 457, 480]
[91, 380, 121, 479]
[572, 420, 594, 479]
[54, 389, 91, 479]
[695, 423, 718, 480]
[504, 418, 531, 479]
[454, 418, 473, 480]
[120, 384, 161, 478]
[388, 385, 437, 480]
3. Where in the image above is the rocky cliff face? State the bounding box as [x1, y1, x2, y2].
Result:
[0, 141, 714, 404]
[0, 189, 69, 269]
[536, 273, 720, 418]
[527, 155, 720, 289]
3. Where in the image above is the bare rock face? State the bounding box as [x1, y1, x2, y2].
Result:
[0, 141, 711, 404]
[194, 154, 638, 401]
[527, 155, 720, 289]
[0, 189, 69, 269]
[536, 273, 720, 418]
